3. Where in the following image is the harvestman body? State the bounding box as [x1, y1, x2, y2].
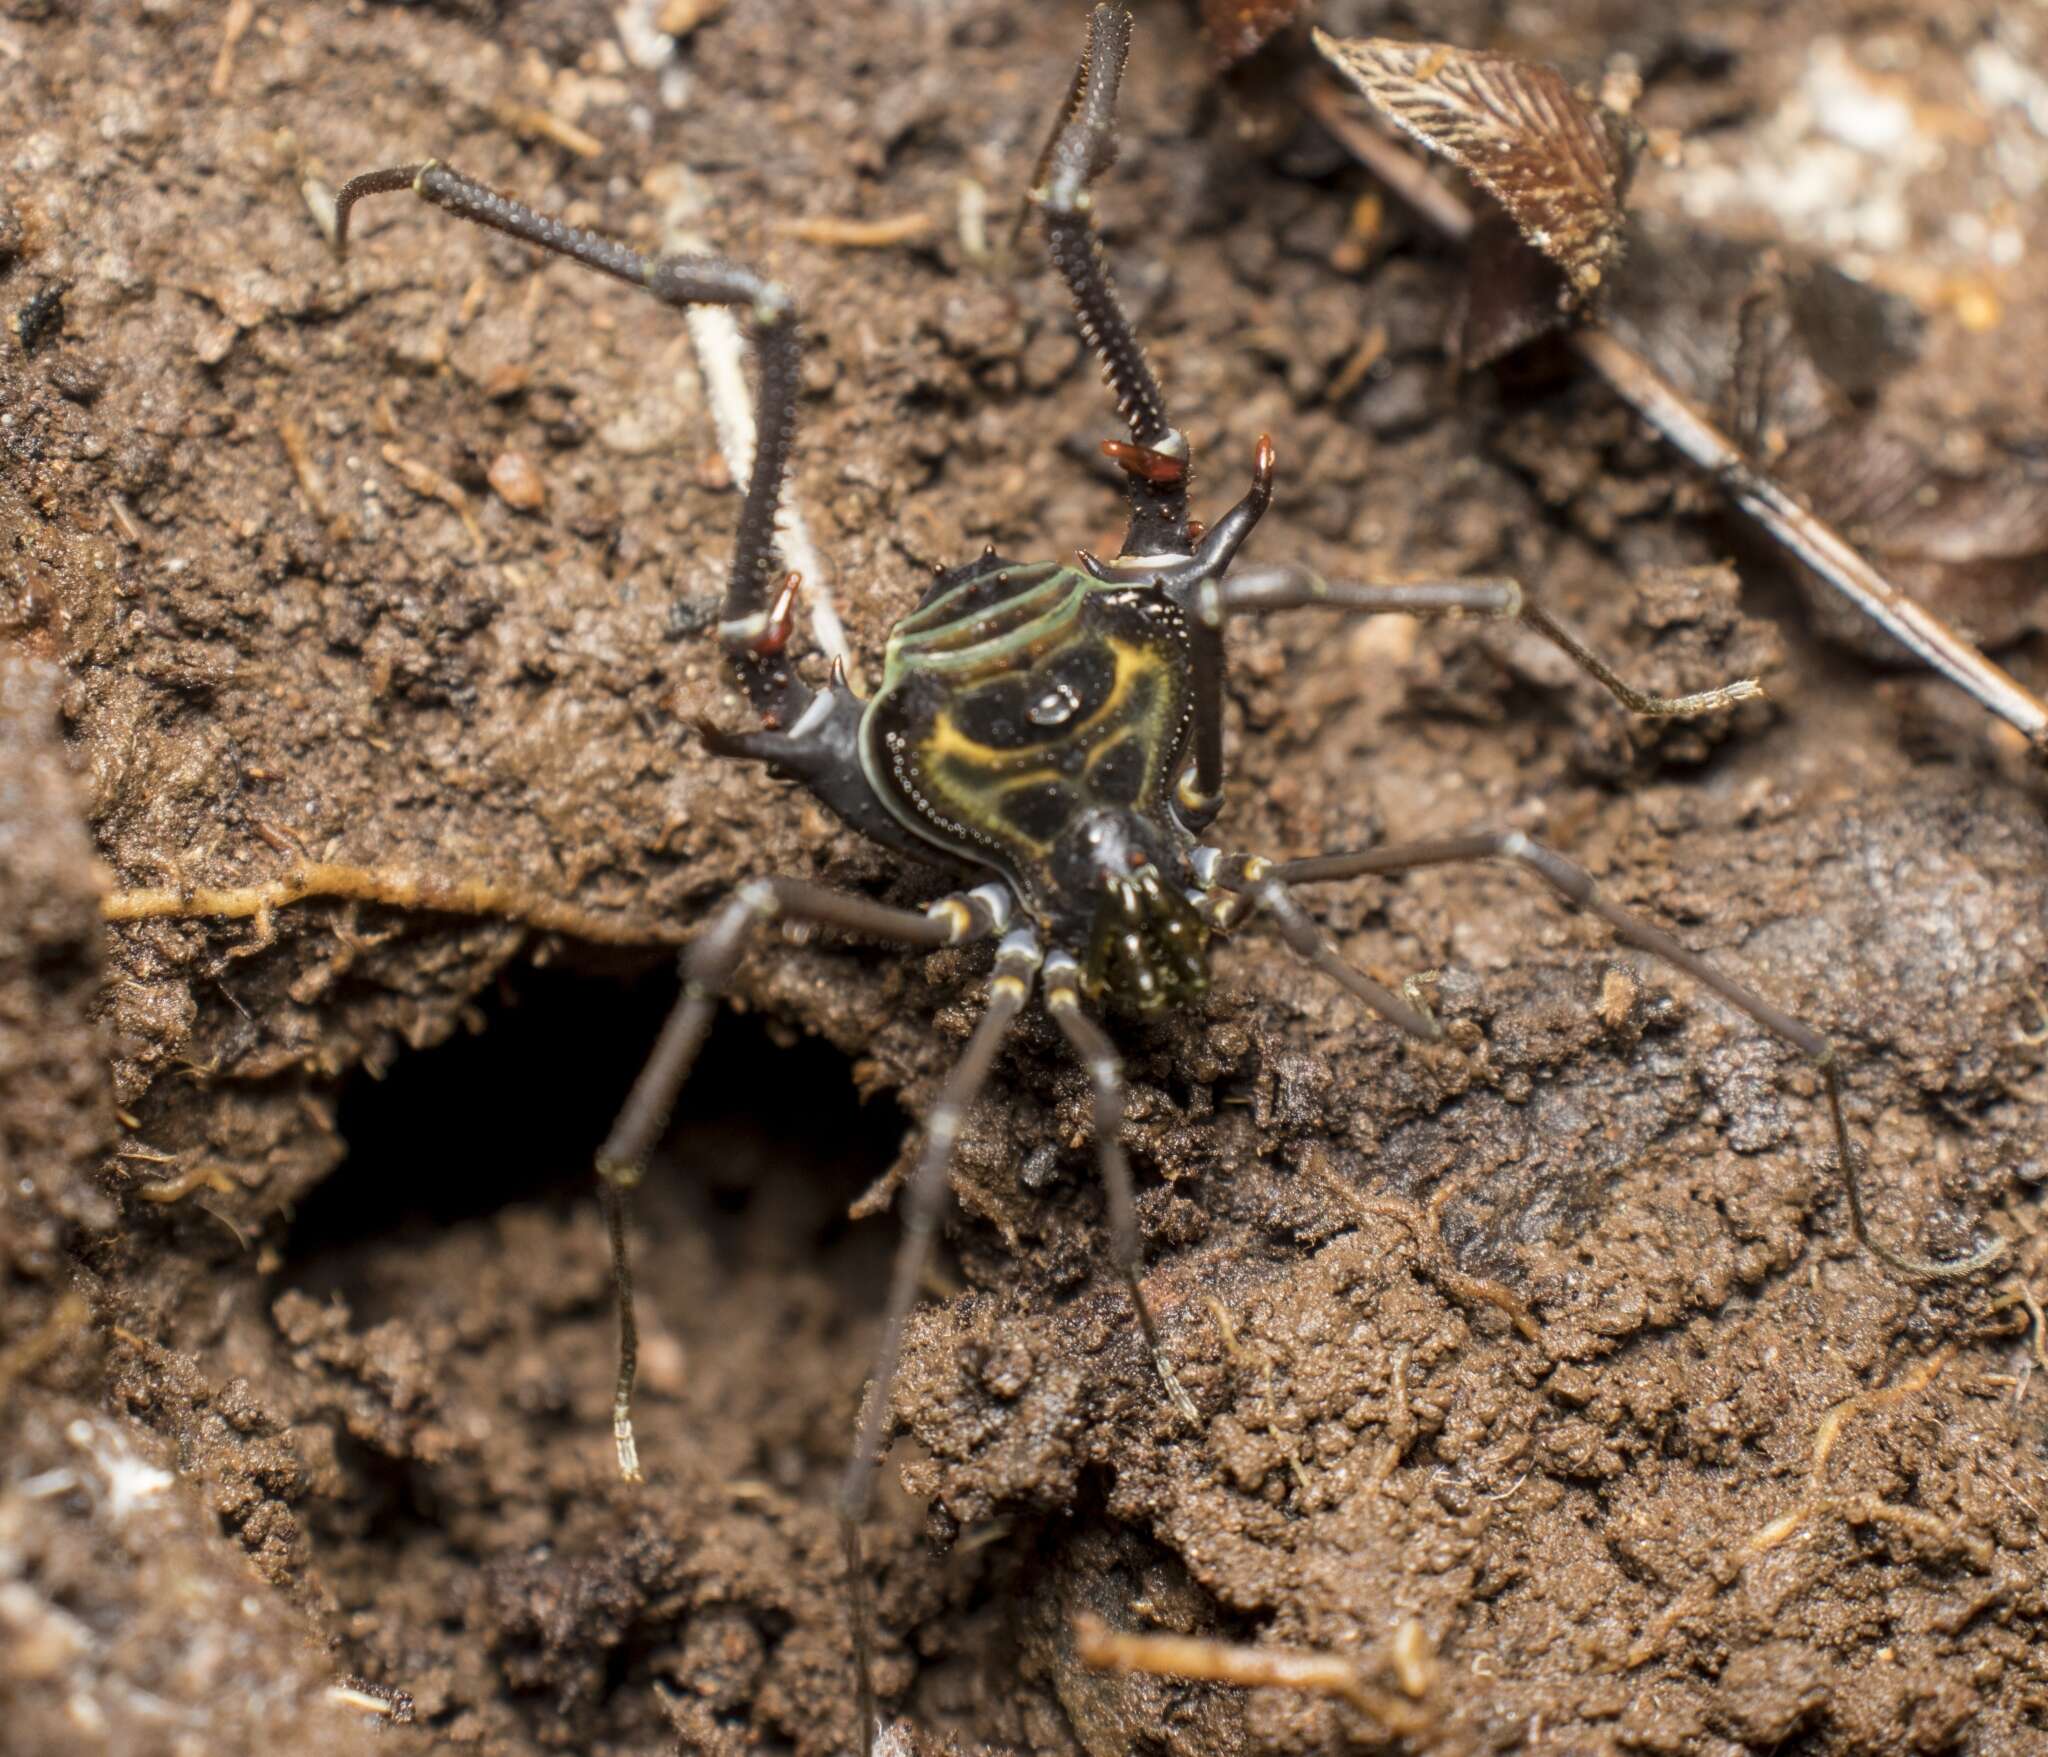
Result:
[333, 8, 2002, 1748]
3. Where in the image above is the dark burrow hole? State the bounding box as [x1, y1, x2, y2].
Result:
[272, 959, 1033, 1742]
[281, 957, 909, 1303]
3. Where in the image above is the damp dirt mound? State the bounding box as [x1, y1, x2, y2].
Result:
[6, 2, 2048, 1754]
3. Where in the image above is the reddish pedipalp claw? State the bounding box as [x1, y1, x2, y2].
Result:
[1102, 437, 1189, 485]
[717, 569, 804, 668]
[753, 571, 803, 656]
[1252, 433, 1276, 487]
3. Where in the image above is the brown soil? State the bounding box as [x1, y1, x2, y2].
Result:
[6, 3, 2048, 1754]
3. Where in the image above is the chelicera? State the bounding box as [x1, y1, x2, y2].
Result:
[333, 7, 2003, 1747]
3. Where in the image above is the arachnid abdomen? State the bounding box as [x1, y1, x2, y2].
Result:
[860, 555, 1199, 923]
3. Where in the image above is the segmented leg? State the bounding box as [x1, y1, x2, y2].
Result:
[333, 162, 811, 728]
[838, 930, 1043, 1757]
[1176, 562, 1759, 829]
[1196, 856, 1443, 1044]
[597, 879, 1007, 1483]
[1243, 835, 2004, 1280]
[1221, 563, 1764, 717]
[1027, 4, 1191, 558]
[1042, 954, 1200, 1426]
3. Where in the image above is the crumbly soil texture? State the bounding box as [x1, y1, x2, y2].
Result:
[6, 3, 2048, 1754]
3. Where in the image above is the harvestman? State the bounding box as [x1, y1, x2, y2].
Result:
[313, 8, 2006, 1747]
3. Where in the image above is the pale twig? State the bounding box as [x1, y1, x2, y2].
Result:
[326, 1679, 415, 1723]
[487, 99, 603, 160]
[777, 212, 934, 249]
[276, 415, 330, 523]
[667, 228, 858, 687]
[101, 858, 677, 947]
[381, 444, 485, 560]
[1074, 1614, 1436, 1738]
[1299, 75, 2048, 755]
[132, 1164, 238, 1205]
[1368, 1343, 1413, 1488]
[208, 0, 255, 100]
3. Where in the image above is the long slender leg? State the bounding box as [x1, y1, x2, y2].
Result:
[838, 931, 1042, 1757]
[598, 879, 1007, 1483]
[1221, 563, 1764, 718]
[1028, 4, 1192, 558]
[1041, 955, 1200, 1426]
[334, 162, 811, 728]
[1171, 559, 1754, 834]
[1261, 835, 2006, 1280]
[1194, 851, 1443, 1045]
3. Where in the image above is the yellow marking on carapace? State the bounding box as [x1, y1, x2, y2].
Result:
[915, 636, 1162, 771]
[906, 636, 1178, 856]
[959, 721, 1149, 802]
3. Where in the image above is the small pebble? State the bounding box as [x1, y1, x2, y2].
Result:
[487, 450, 545, 511]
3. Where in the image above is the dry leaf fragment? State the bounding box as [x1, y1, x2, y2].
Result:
[1456, 209, 1571, 369]
[1605, 224, 2047, 654]
[1200, 0, 1306, 69]
[1313, 31, 1640, 304]
[1301, 72, 2048, 747]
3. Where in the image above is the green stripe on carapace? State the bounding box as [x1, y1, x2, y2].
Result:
[889, 559, 1079, 660]
[859, 565, 1196, 902]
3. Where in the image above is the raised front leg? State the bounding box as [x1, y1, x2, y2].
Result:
[1220, 563, 1764, 718]
[1027, 4, 1192, 559]
[334, 162, 813, 730]
[1164, 559, 1762, 830]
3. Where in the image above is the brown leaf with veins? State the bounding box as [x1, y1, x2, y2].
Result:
[1313, 30, 1641, 305]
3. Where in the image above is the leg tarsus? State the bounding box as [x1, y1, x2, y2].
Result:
[839, 1517, 879, 1757]
[1221, 563, 1763, 719]
[835, 934, 1042, 1753]
[597, 1160, 645, 1484]
[1820, 1050, 2007, 1280]
[1044, 967, 1199, 1427]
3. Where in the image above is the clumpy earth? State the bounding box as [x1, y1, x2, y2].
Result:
[5, 2, 2048, 1754]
